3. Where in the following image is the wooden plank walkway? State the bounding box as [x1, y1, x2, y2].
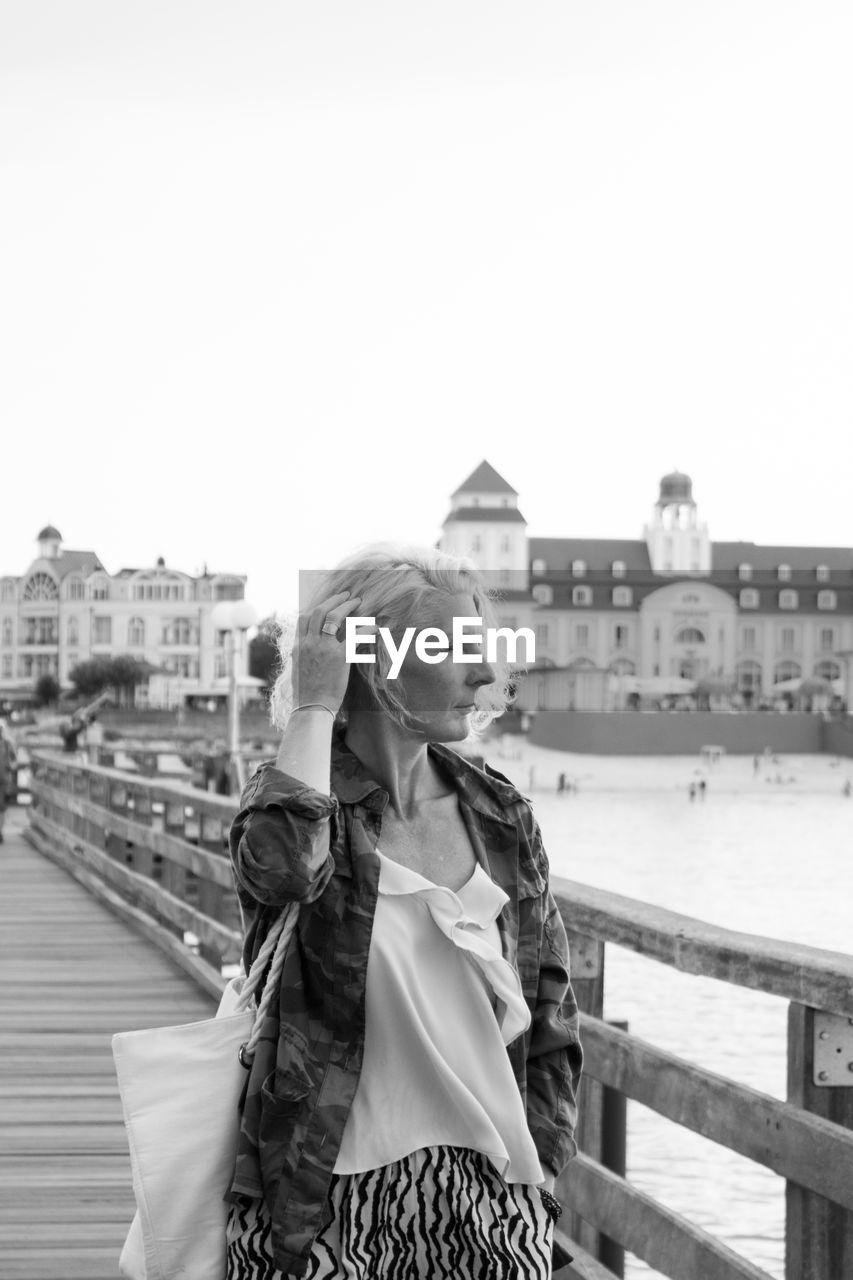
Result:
[0, 809, 216, 1280]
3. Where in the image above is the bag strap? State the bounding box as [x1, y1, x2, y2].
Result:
[235, 902, 299, 1061]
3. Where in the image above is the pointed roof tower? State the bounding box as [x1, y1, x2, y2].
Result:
[451, 460, 518, 498]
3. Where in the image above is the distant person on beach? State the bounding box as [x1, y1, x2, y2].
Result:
[688, 782, 696, 802]
[558, 771, 567, 795]
[698, 778, 707, 800]
[843, 779, 851, 798]
[0, 722, 16, 843]
[225, 545, 582, 1278]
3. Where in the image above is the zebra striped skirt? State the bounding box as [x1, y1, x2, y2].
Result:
[226, 1145, 554, 1279]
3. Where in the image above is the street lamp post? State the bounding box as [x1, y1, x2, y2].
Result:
[211, 599, 258, 794]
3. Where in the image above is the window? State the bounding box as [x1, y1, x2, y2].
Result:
[66, 577, 84, 601]
[815, 659, 841, 682]
[22, 572, 58, 601]
[23, 617, 58, 645]
[611, 560, 626, 578]
[613, 624, 630, 649]
[739, 588, 759, 609]
[779, 589, 798, 609]
[676, 627, 706, 644]
[777, 564, 792, 582]
[741, 627, 756, 652]
[1, 655, 11, 678]
[531, 559, 547, 574]
[571, 560, 587, 578]
[738, 564, 753, 581]
[161, 618, 199, 646]
[736, 659, 762, 692]
[0, 580, 16, 603]
[820, 628, 834, 651]
[128, 617, 145, 646]
[774, 660, 801, 684]
[536, 624, 549, 647]
[531, 585, 553, 605]
[653, 626, 661, 643]
[612, 586, 633, 607]
[575, 624, 589, 648]
[816, 565, 831, 583]
[1, 619, 11, 647]
[163, 655, 199, 679]
[66, 617, 79, 646]
[500, 536, 511, 554]
[572, 585, 592, 606]
[817, 590, 837, 610]
[92, 617, 112, 645]
[780, 627, 796, 652]
[214, 653, 227, 678]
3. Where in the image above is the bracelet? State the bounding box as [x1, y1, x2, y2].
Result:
[538, 1187, 563, 1223]
[292, 702, 337, 719]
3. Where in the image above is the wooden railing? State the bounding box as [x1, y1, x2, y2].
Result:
[24, 752, 853, 1280]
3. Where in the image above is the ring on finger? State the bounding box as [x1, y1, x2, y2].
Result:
[321, 619, 340, 637]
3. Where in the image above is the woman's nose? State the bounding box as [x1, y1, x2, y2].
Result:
[469, 660, 496, 688]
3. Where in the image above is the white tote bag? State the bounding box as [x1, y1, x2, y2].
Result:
[112, 906, 298, 1280]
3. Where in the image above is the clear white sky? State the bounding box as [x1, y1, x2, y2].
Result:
[2, 1, 852, 620]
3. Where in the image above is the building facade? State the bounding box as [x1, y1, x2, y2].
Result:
[440, 462, 853, 710]
[0, 526, 247, 708]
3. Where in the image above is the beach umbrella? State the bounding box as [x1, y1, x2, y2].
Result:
[694, 676, 735, 697]
[771, 677, 803, 694]
[798, 677, 834, 698]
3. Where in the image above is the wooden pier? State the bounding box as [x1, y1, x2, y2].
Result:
[4, 750, 853, 1279]
[0, 809, 215, 1280]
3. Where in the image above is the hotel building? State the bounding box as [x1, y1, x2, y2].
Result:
[440, 462, 853, 710]
[0, 526, 247, 708]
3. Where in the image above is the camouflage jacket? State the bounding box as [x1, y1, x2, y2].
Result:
[228, 730, 583, 1278]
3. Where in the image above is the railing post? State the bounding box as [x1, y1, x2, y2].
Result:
[786, 1002, 853, 1279]
[601, 1020, 628, 1278]
[561, 931, 605, 1259]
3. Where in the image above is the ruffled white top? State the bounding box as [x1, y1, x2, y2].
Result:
[334, 849, 545, 1184]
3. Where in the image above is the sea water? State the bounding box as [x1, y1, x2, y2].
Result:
[484, 743, 853, 1280]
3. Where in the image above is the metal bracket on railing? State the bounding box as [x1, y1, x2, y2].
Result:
[568, 933, 602, 981]
[813, 1011, 853, 1085]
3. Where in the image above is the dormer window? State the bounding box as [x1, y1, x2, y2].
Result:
[818, 590, 837, 610]
[532, 584, 553, 605]
[738, 564, 753, 581]
[739, 588, 759, 609]
[779, 589, 798, 609]
[611, 560, 627, 579]
[572, 585, 592, 606]
[572, 559, 587, 578]
[777, 564, 792, 582]
[531, 558, 547, 574]
[816, 565, 830, 583]
[612, 586, 633, 607]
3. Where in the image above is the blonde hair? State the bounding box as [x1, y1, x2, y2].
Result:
[269, 543, 516, 736]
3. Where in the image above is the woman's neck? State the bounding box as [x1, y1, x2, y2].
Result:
[343, 711, 446, 818]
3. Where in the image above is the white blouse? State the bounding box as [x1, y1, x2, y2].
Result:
[334, 849, 545, 1185]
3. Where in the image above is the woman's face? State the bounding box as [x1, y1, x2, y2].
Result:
[391, 590, 496, 742]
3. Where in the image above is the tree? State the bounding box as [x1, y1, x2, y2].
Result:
[249, 616, 281, 693]
[68, 657, 114, 699]
[34, 673, 61, 707]
[68, 655, 149, 706]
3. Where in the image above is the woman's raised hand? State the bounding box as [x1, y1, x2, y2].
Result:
[291, 592, 363, 718]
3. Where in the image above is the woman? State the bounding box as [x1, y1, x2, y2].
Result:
[226, 545, 583, 1279]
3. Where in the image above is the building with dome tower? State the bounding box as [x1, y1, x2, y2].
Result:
[440, 463, 853, 718]
[0, 527, 247, 709]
